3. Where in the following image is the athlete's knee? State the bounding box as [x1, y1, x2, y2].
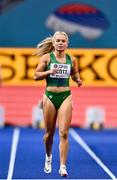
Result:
[59, 130, 68, 139]
[43, 132, 53, 143]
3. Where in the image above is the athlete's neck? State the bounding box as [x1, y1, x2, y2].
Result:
[53, 50, 65, 59]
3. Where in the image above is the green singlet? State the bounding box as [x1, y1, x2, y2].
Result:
[45, 52, 72, 87]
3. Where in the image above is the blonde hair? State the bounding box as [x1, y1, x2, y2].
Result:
[34, 31, 69, 56]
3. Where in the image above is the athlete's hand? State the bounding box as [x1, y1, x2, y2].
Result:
[49, 69, 58, 75]
[76, 79, 82, 87]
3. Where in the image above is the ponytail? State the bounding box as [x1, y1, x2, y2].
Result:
[34, 37, 54, 56]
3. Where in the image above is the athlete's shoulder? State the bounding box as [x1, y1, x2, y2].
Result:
[69, 55, 76, 63]
[40, 53, 50, 63]
[66, 53, 75, 65]
[41, 53, 50, 59]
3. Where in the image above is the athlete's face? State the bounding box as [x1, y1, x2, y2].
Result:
[53, 34, 68, 52]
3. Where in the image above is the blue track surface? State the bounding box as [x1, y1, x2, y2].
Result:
[0, 127, 117, 179]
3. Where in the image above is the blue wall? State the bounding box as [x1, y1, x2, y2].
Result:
[0, 0, 117, 48]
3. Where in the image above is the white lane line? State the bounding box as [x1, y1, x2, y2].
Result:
[7, 128, 20, 180]
[69, 128, 117, 180]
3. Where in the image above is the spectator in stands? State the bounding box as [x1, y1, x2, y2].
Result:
[34, 31, 82, 177]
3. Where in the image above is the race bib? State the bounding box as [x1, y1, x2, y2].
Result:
[50, 63, 71, 78]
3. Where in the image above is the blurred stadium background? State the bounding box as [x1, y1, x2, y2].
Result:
[0, 0, 117, 129]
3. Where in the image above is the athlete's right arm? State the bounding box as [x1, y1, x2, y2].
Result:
[34, 54, 56, 81]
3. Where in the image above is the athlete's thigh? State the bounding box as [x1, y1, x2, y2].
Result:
[58, 95, 72, 130]
[43, 94, 57, 131]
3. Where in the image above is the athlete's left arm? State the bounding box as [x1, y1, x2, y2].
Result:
[71, 56, 82, 87]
